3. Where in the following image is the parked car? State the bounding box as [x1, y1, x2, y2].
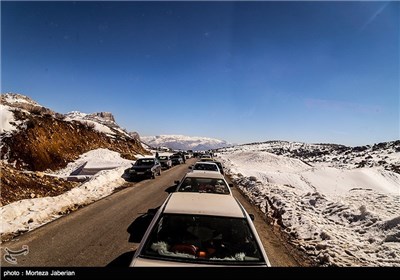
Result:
[174, 172, 232, 195]
[190, 162, 220, 173]
[130, 192, 271, 266]
[128, 157, 161, 180]
[170, 154, 183, 165]
[158, 155, 172, 169]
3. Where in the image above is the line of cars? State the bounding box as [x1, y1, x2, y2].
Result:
[129, 153, 271, 267]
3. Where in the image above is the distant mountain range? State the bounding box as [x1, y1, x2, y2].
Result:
[141, 134, 232, 151]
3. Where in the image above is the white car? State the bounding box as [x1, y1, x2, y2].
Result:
[130, 192, 271, 267]
[175, 172, 232, 195]
[190, 162, 220, 173]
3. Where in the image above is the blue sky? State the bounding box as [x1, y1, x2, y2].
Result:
[2, 1, 399, 146]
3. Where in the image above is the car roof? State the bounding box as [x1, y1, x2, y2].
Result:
[163, 193, 244, 218]
[199, 158, 214, 161]
[183, 172, 225, 179]
[194, 162, 218, 165]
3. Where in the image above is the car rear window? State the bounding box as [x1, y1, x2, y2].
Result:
[136, 159, 155, 165]
[140, 214, 264, 265]
[177, 177, 230, 194]
[193, 163, 219, 172]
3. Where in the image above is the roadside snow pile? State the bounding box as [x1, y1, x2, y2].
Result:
[50, 148, 134, 177]
[0, 148, 135, 240]
[0, 166, 128, 239]
[219, 150, 400, 267]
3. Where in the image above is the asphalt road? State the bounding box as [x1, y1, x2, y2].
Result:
[1, 158, 308, 267]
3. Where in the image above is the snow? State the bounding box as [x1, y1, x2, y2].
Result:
[64, 113, 115, 135]
[4, 94, 40, 106]
[50, 148, 134, 177]
[0, 149, 135, 239]
[0, 105, 20, 133]
[218, 146, 400, 266]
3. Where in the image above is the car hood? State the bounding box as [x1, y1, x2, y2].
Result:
[130, 257, 268, 267]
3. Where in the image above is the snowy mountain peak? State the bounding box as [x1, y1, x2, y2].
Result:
[92, 112, 115, 123]
[65, 111, 88, 119]
[65, 111, 116, 125]
[141, 134, 232, 151]
[1, 93, 42, 107]
[1, 93, 55, 116]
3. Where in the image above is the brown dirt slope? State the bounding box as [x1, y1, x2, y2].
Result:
[0, 163, 79, 206]
[1, 110, 148, 171]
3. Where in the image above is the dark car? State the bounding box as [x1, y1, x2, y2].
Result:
[170, 154, 183, 165]
[158, 155, 172, 169]
[129, 157, 161, 180]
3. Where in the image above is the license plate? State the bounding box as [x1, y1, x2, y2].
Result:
[137, 172, 144, 175]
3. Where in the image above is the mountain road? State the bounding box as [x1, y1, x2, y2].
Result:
[1, 158, 309, 267]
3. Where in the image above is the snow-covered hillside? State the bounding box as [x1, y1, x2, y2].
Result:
[219, 140, 400, 173]
[217, 142, 400, 267]
[0, 149, 139, 240]
[141, 134, 231, 151]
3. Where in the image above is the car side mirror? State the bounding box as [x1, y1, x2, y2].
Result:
[229, 183, 234, 188]
[249, 214, 255, 221]
[174, 180, 180, 185]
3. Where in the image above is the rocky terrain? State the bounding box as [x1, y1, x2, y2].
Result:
[0, 93, 149, 206]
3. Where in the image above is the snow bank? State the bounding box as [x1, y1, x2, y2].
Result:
[51, 148, 134, 177]
[0, 148, 137, 239]
[219, 150, 400, 267]
[0, 165, 129, 239]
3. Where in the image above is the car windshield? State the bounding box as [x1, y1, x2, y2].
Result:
[177, 177, 230, 194]
[193, 163, 219, 172]
[140, 214, 264, 264]
[136, 159, 155, 166]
